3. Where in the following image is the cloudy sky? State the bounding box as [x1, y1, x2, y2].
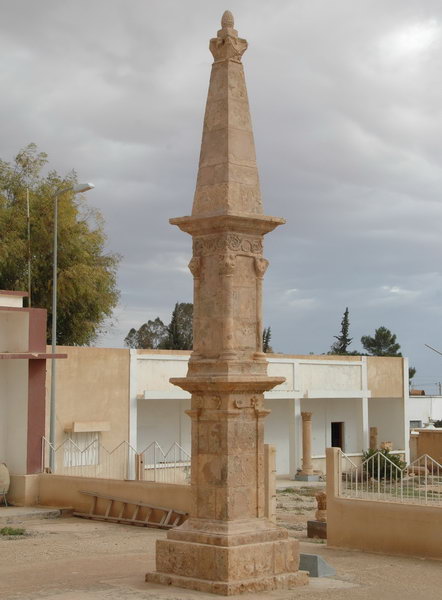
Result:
[1, 0, 442, 392]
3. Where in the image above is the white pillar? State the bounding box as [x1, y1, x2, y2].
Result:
[361, 357, 369, 451]
[128, 349, 138, 479]
[361, 397, 369, 451]
[288, 397, 302, 478]
[403, 357, 410, 463]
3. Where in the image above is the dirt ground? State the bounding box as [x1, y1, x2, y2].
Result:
[276, 485, 322, 539]
[1, 491, 442, 600]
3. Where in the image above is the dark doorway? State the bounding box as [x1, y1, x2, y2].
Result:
[331, 422, 344, 450]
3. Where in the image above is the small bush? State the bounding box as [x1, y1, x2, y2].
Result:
[0, 527, 26, 536]
[362, 449, 405, 480]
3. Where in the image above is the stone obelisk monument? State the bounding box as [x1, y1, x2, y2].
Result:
[146, 11, 308, 595]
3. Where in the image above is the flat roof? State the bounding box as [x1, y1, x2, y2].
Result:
[0, 290, 28, 297]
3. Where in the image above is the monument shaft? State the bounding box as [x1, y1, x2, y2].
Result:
[146, 12, 307, 595]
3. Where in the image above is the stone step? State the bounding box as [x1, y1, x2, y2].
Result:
[0, 506, 63, 525]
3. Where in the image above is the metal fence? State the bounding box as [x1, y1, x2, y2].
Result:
[42, 437, 191, 484]
[339, 450, 442, 506]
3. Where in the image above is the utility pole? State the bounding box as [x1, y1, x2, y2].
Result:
[26, 188, 31, 306]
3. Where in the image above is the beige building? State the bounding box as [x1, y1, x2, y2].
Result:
[47, 348, 410, 476]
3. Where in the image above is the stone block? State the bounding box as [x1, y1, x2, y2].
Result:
[299, 553, 336, 578]
[294, 473, 321, 482]
[307, 520, 327, 540]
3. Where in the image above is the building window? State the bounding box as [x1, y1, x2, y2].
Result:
[331, 422, 344, 451]
[64, 432, 100, 467]
[410, 420, 422, 429]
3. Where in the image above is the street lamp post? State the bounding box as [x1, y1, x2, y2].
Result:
[49, 182, 94, 472]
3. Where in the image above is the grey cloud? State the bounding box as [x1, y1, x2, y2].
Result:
[1, 0, 442, 391]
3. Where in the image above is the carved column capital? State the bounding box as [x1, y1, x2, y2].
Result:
[301, 411, 312, 422]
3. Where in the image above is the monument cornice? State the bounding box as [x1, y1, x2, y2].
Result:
[170, 375, 285, 394]
[170, 213, 285, 236]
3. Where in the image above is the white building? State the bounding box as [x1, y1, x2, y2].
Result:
[408, 394, 442, 428]
[131, 351, 410, 475]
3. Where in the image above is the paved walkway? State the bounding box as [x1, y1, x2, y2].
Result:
[276, 478, 326, 490]
[1, 516, 441, 599]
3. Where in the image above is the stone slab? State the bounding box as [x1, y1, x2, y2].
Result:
[299, 553, 336, 578]
[307, 520, 327, 539]
[294, 473, 321, 482]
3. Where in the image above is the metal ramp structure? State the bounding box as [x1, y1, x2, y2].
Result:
[73, 490, 188, 529]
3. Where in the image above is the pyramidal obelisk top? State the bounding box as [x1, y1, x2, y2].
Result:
[191, 9, 260, 217]
[171, 11, 284, 234]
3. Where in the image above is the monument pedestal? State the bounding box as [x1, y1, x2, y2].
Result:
[146, 518, 308, 595]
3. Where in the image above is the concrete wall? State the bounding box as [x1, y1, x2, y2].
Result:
[0, 310, 29, 352]
[9, 473, 192, 513]
[0, 360, 29, 474]
[412, 429, 442, 464]
[264, 398, 291, 474]
[137, 398, 191, 455]
[47, 349, 406, 477]
[326, 447, 442, 559]
[9, 444, 277, 523]
[302, 397, 364, 456]
[369, 397, 405, 451]
[367, 356, 404, 398]
[46, 347, 130, 455]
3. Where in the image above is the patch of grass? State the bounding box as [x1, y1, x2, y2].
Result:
[297, 487, 323, 497]
[0, 527, 26, 536]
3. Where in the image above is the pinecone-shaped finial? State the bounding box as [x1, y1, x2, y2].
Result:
[221, 10, 234, 29]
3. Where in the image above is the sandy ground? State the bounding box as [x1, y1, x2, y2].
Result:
[1, 490, 441, 600]
[276, 485, 322, 539]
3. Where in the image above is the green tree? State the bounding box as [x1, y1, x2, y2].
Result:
[408, 366, 417, 386]
[125, 303, 192, 350]
[124, 317, 168, 349]
[361, 326, 402, 357]
[330, 307, 353, 354]
[262, 326, 273, 353]
[0, 144, 120, 345]
[162, 302, 193, 350]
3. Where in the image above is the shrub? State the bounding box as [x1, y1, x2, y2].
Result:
[0, 527, 26, 536]
[362, 449, 405, 480]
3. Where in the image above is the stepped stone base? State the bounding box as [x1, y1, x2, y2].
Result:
[146, 518, 309, 595]
[146, 570, 309, 595]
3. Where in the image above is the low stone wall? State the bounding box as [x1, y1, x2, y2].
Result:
[412, 429, 442, 464]
[9, 444, 276, 520]
[326, 447, 442, 560]
[9, 474, 192, 513]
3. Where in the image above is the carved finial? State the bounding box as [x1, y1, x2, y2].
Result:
[211, 10, 247, 63]
[221, 10, 234, 29]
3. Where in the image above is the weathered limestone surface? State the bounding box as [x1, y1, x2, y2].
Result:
[146, 11, 307, 595]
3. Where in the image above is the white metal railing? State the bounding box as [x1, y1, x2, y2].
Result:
[41, 437, 191, 484]
[138, 441, 191, 484]
[339, 450, 442, 506]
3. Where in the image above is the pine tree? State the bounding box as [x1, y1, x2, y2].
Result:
[125, 303, 192, 350]
[361, 326, 402, 357]
[262, 326, 273, 353]
[330, 307, 353, 354]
